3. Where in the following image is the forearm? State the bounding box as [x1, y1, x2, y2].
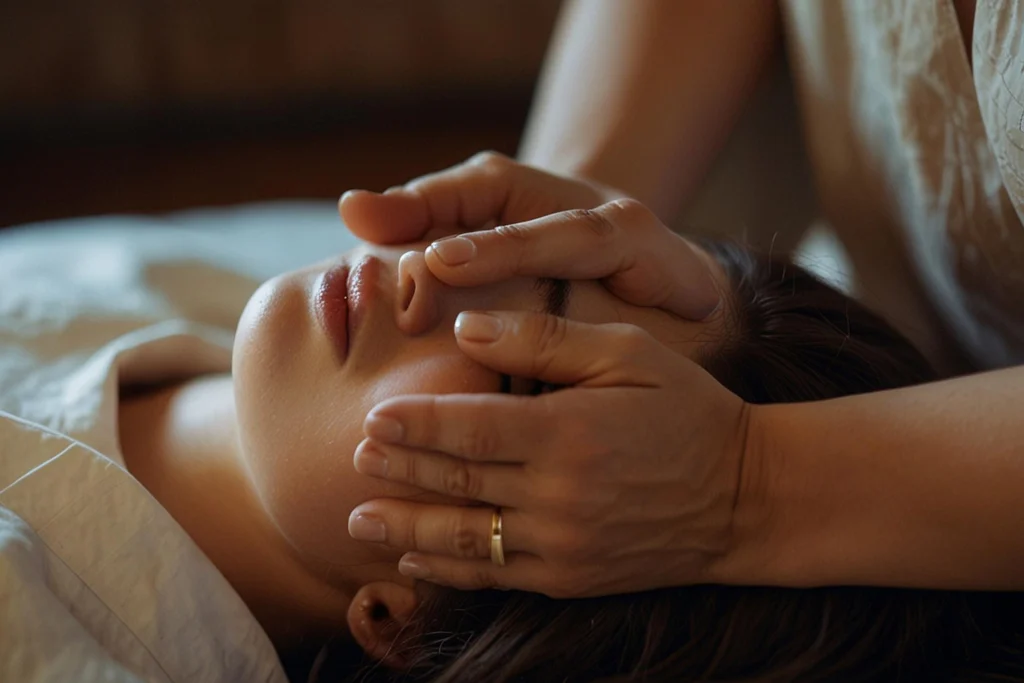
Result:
[727, 366, 1024, 590]
[519, 0, 780, 220]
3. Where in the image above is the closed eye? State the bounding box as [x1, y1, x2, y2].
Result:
[497, 278, 571, 396]
[499, 373, 558, 396]
[536, 278, 571, 318]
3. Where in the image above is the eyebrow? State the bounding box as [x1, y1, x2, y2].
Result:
[536, 278, 571, 318]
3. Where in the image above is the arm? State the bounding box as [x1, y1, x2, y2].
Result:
[726, 367, 1024, 590]
[342, 3, 778, 248]
[520, 0, 781, 220]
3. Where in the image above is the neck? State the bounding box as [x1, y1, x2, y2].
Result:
[118, 374, 350, 650]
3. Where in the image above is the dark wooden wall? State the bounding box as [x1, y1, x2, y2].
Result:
[0, 1, 562, 227]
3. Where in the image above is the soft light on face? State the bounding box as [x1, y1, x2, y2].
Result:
[231, 242, 723, 587]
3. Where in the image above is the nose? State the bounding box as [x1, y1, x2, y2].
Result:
[396, 250, 444, 335]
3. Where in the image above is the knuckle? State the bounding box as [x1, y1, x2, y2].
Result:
[493, 221, 530, 243]
[442, 461, 471, 497]
[468, 150, 511, 173]
[469, 566, 499, 590]
[408, 514, 428, 551]
[606, 198, 658, 237]
[442, 459, 484, 499]
[494, 222, 534, 273]
[458, 426, 500, 460]
[565, 207, 616, 238]
[606, 197, 650, 221]
[423, 396, 445, 444]
[399, 450, 419, 484]
[610, 323, 654, 359]
[447, 511, 489, 558]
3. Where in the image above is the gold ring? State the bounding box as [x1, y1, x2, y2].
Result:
[490, 507, 506, 567]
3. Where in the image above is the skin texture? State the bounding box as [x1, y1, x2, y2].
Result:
[339, 157, 750, 599]
[232, 241, 726, 571]
[120, 238, 732, 655]
[520, 0, 781, 219]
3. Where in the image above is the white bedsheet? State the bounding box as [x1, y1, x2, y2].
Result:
[0, 201, 358, 683]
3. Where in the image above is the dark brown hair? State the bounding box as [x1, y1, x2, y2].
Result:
[308, 244, 1024, 683]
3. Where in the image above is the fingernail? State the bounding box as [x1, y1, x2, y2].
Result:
[455, 311, 503, 343]
[398, 555, 430, 579]
[429, 236, 476, 266]
[349, 513, 387, 543]
[365, 414, 404, 443]
[353, 444, 388, 478]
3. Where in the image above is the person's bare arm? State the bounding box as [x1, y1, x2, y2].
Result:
[519, 0, 781, 221]
[724, 366, 1024, 591]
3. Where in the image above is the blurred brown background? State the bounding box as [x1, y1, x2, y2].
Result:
[0, 1, 562, 228]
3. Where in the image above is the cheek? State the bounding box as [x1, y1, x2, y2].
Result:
[236, 325, 493, 566]
[367, 353, 496, 402]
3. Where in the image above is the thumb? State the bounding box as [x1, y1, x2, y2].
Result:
[339, 189, 432, 245]
[339, 152, 606, 245]
[452, 310, 672, 388]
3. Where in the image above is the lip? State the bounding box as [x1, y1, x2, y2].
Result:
[315, 263, 351, 362]
[315, 255, 382, 363]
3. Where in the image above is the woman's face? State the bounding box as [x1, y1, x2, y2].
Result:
[232, 242, 722, 586]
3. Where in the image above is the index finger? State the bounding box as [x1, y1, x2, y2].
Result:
[338, 151, 603, 245]
[424, 199, 722, 320]
[364, 392, 557, 461]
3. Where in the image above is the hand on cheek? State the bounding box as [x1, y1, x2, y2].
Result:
[349, 310, 753, 598]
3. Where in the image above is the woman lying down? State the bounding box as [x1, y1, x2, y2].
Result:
[1, 230, 1021, 683]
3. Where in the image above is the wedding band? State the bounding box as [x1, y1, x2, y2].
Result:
[490, 508, 506, 567]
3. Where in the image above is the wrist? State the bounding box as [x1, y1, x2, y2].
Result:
[707, 392, 1016, 591]
[706, 401, 805, 587]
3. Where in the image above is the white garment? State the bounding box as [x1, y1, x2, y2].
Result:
[0, 205, 356, 683]
[782, 0, 1024, 374]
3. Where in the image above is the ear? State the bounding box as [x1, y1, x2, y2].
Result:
[347, 581, 419, 667]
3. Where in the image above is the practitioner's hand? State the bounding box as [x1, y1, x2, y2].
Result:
[347, 200, 729, 596]
[345, 155, 722, 320]
[338, 151, 619, 244]
[420, 196, 721, 321]
[349, 311, 754, 598]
